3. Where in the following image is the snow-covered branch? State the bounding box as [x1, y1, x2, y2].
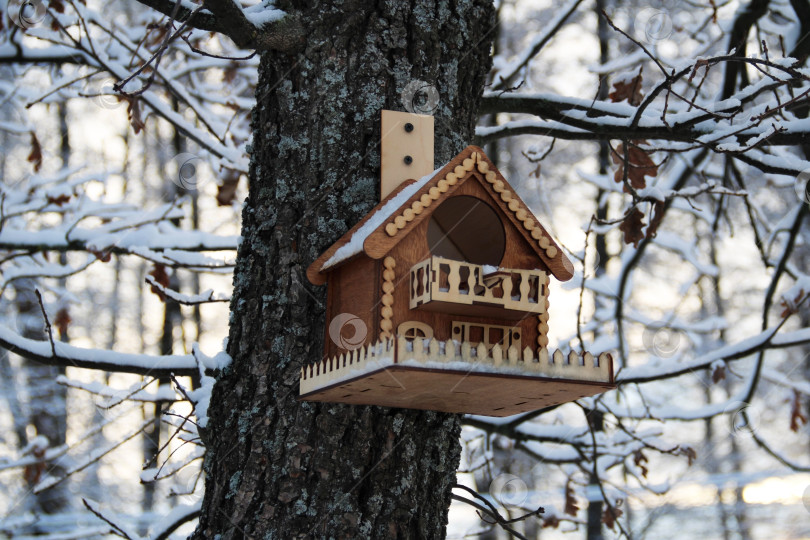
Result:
[132, 0, 302, 51]
[0, 323, 198, 376]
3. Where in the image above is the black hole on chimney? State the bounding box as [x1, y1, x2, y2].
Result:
[404, 123, 414, 132]
[404, 155, 413, 165]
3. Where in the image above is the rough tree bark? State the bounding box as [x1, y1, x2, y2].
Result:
[193, 1, 495, 538]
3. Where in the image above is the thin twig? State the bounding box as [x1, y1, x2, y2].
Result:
[82, 499, 134, 539]
[450, 494, 530, 539]
[35, 289, 56, 356]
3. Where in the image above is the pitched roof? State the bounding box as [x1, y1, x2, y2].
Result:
[306, 145, 574, 285]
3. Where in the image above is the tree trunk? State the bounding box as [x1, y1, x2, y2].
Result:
[193, 1, 494, 538]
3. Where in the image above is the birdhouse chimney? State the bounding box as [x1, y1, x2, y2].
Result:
[380, 110, 434, 200]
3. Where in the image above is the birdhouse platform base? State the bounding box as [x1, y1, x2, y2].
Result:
[300, 337, 614, 417]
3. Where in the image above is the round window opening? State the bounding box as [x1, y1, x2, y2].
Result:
[426, 195, 505, 266]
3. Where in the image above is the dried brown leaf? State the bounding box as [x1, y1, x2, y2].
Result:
[54, 307, 71, 338]
[601, 501, 624, 530]
[223, 62, 239, 84]
[790, 390, 807, 432]
[779, 289, 805, 318]
[23, 446, 46, 485]
[216, 170, 240, 206]
[126, 97, 145, 134]
[28, 132, 42, 172]
[542, 515, 560, 529]
[609, 70, 644, 106]
[148, 264, 169, 301]
[611, 142, 658, 191]
[47, 194, 71, 206]
[711, 364, 726, 384]
[89, 248, 111, 263]
[23, 461, 45, 485]
[619, 207, 646, 248]
[633, 450, 648, 478]
[564, 480, 579, 517]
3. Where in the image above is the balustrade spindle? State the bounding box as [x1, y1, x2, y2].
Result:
[502, 276, 513, 301]
[466, 266, 475, 296]
[519, 272, 530, 303]
[447, 261, 460, 296]
[423, 262, 430, 298]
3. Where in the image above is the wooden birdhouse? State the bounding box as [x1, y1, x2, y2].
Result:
[300, 111, 614, 416]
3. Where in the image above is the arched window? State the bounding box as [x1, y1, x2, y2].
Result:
[397, 321, 434, 341]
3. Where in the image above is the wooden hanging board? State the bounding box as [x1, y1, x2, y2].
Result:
[380, 110, 434, 200]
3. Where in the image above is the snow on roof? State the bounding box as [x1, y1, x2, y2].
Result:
[321, 167, 441, 270]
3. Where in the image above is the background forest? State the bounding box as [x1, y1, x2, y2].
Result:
[0, 0, 808, 538]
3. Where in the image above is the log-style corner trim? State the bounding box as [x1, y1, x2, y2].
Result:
[380, 257, 396, 340]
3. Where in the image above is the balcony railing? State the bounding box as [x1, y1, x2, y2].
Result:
[409, 256, 548, 318]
